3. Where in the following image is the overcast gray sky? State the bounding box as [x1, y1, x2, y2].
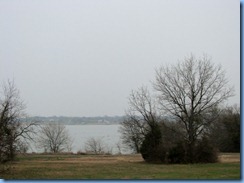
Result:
[0, 0, 240, 117]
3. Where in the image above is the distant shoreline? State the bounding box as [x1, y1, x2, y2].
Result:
[21, 116, 125, 125]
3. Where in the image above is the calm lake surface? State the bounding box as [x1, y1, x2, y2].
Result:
[29, 125, 128, 154]
[66, 124, 122, 153]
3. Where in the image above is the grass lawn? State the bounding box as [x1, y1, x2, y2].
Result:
[0, 153, 240, 179]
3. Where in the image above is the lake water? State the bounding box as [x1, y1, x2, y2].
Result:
[66, 125, 122, 153]
[28, 125, 131, 154]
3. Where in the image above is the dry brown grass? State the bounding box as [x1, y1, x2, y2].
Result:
[21, 154, 143, 164]
[0, 153, 240, 179]
[218, 153, 240, 163]
[29, 153, 239, 164]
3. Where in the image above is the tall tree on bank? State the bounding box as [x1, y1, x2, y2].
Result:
[153, 55, 234, 162]
[0, 81, 35, 163]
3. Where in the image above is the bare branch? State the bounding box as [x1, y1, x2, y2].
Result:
[0, 80, 36, 162]
[37, 123, 73, 153]
[154, 54, 234, 146]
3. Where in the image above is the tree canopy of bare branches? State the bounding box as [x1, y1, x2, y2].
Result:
[120, 87, 162, 157]
[84, 137, 107, 154]
[153, 55, 234, 162]
[0, 81, 36, 163]
[128, 86, 160, 131]
[37, 123, 73, 153]
[119, 117, 146, 153]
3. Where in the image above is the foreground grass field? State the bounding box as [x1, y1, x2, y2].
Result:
[0, 153, 240, 179]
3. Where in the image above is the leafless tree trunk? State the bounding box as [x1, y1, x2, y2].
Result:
[0, 80, 36, 163]
[153, 54, 234, 162]
[37, 123, 73, 153]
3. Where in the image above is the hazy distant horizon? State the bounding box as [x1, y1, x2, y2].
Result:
[1, 0, 240, 117]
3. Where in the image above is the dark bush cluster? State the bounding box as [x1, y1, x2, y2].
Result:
[209, 106, 240, 153]
[194, 137, 218, 163]
[140, 124, 164, 162]
[140, 123, 218, 164]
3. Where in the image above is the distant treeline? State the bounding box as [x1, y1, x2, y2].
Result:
[22, 116, 126, 125]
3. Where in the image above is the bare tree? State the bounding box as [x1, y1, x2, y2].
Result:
[119, 116, 147, 153]
[84, 137, 106, 154]
[37, 123, 73, 153]
[120, 86, 163, 160]
[128, 86, 159, 127]
[0, 80, 36, 163]
[153, 55, 234, 162]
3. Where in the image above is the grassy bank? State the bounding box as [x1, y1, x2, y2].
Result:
[0, 153, 240, 179]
